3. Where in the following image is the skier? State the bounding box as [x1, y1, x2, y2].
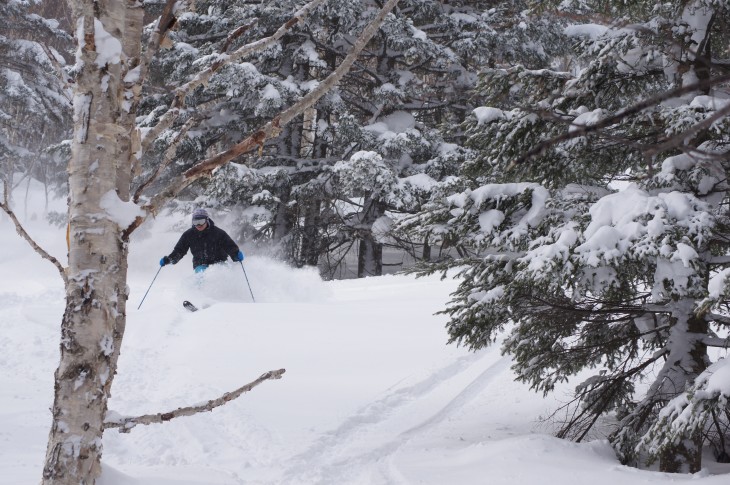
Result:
[160, 208, 244, 273]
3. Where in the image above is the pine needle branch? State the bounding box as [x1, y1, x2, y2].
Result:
[140, 0, 329, 151]
[509, 73, 730, 168]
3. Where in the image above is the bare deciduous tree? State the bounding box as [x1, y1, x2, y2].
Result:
[0, 0, 400, 483]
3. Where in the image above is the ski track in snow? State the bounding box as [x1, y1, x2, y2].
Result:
[278, 351, 511, 485]
[0, 201, 526, 485]
[101, 271, 496, 485]
[9, 185, 730, 485]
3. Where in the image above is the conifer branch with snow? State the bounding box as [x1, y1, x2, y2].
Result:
[409, 0, 730, 473]
[128, 0, 402, 236]
[139, 0, 330, 152]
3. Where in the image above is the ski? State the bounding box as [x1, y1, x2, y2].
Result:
[183, 300, 199, 312]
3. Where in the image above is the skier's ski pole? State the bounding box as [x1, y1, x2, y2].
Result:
[137, 266, 162, 310]
[240, 261, 256, 302]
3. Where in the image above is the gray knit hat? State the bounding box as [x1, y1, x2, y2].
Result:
[192, 208, 209, 222]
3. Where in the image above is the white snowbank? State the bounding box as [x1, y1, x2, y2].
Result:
[3, 184, 730, 484]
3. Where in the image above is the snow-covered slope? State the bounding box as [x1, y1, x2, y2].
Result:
[3, 183, 730, 484]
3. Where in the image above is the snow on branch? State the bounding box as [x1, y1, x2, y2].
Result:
[639, 359, 730, 463]
[509, 73, 730, 168]
[136, 0, 178, 90]
[0, 181, 67, 285]
[104, 368, 286, 433]
[169, 0, 327, 108]
[181, 0, 400, 180]
[133, 111, 201, 203]
[125, 0, 401, 238]
[644, 101, 730, 158]
[140, 0, 330, 150]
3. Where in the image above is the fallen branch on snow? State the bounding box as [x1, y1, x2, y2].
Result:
[104, 368, 286, 433]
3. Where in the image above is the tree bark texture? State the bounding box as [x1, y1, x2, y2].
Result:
[299, 198, 322, 267]
[657, 310, 709, 473]
[655, 3, 716, 471]
[357, 198, 385, 278]
[42, 1, 143, 483]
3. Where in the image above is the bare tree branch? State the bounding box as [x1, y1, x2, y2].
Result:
[182, 0, 399, 179]
[703, 337, 730, 348]
[137, 0, 178, 87]
[0, 180, 67, 285]
[708, 256, 730, 266]
[170, 0, 327, 109]
[104, 368, 286, 433]
[221, 21, 257, 53]
[38, 43, 74, 103]
[708, 313, 730, 325]
[645, 101, 730, 158]
[131, 0, 182, 153]
[124, 0, 401, 238]
[133, 98, 221, 203]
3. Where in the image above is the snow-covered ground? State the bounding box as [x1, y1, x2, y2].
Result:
[3, 181, 730, 484]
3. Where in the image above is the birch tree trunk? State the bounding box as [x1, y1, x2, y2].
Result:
[42, 1, 143, 483]
[39, 0, 400, 481]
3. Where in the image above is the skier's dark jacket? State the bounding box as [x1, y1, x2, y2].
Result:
[167, 218, 240, 268]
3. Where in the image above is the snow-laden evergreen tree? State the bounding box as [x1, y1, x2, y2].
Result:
[177, 0, 567, 277]
[135, 0, 343, 265]
[172, 0, 477, 275]
[0, 0, 72, 196]
[404, 0, 730, 472]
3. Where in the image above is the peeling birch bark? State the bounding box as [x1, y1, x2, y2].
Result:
[42, 1, 143, 483]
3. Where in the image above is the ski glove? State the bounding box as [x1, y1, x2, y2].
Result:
[160, 256, 170, 267]
[236, 250, 245, 262]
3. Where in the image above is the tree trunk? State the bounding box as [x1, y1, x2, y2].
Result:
[300, 198, 322, 267]
[358, 236, 382, 277]
[357, 197, 385, 278]
[297, 105, 329, 268]
[656, 4, 715, 471]
[271, 123, 297, 253]
[272, 187, 295, 243]
[658, 311, 708, 473]
[37, 0, 400, 480]
[659, 433, 704, 473]
[422, 234, 431, 262]
[42, 1, 143, 483]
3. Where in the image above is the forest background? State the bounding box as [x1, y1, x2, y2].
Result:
[3, 0, 730, 483]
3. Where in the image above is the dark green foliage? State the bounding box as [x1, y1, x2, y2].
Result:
[406, 0, 730, 472]
[138, 0, 537, 275]
[0, 0, 72, 193]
